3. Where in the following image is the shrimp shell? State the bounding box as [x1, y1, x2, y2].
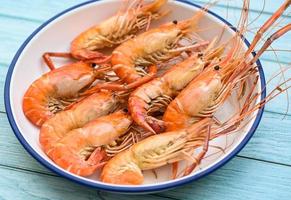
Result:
[39, 91, 120, 154]
[101, 118, 211, 185]
[47, 110, 132, 176]
[23, 62, 100, 127]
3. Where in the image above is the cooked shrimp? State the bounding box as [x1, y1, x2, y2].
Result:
[47, 110, 132, 176]
[22, 62, 111, 127]
[128, 54, 205, 133]
[163, 0, 291, 131]
[128, 39, 224, 133]
[101, 118, 212, 185]
[43, 0, 168, 69]
[39, 91, 121, 154]
[86, 8, 209, 92]
[163, 66, 224, 131]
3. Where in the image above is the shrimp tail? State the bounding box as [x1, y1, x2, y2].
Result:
[146, 116, 166, 134]
[77, 147, 107, 176]
[129, 97, 157, 134]
[51, 146, 107, 176]
[87, 147, 107, 167]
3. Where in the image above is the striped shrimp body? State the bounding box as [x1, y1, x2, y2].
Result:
[163, 66, 224, 131]
[101, 118, 211, 185]
[93, 9, 209, 91]
[39, 91, 120, 154]
[43, 0, 168, 69]
[128, 54, 206, 133]
[128, 39, 224, 133]
[22, 62, 111, 127]
[47, 110, 132, 176]
[163, 0, 291, 131]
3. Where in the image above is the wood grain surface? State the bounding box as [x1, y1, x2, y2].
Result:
[0, 0, 290, 199]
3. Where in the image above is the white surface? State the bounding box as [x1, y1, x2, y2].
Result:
[9, 0, 261, 187]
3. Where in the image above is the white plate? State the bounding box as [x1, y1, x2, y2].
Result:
[4, 0, 266, 193]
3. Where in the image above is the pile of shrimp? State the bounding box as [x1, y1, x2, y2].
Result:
[22, 0, 291, 185]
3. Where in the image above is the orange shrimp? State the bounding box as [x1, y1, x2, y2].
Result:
[163, 66, 224, 131]
[163, 0, 291, 131]
[102, 0, 291, 185]
[22, 62, 111, 127]
[128, 55, 204, 133]
[47, 110, 132, 176]
[128, 39, 223, 133]
[86, 8, 209, 92]
[101, 72, 291, 185]
[101, 118, 212, 185]
[39, 91, 121, 154]
[43, 0, 168, 69]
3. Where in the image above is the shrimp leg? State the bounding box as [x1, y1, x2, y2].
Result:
[83, 65, 158, 94]
[42, 52, 73, 70]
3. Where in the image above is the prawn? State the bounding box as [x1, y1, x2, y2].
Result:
[128, 42, 224, 133]
[47, 110, 132, 176]
[43, 0, 168, 69]
[87, 7, 210, 92]
[22, 62, 111, 127]
[163, 0, 291, 131]
[101, 118, 212, 185]
[39, 91, 121, 154]
[101, 73, 291, 185]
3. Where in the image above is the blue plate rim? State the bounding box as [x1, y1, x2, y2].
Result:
[4, 0, 266, 193]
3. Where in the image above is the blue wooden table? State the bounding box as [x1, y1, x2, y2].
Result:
[0, 0, 290, 199]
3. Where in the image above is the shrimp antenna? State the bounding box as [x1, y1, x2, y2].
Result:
[245, 0, 290, 56]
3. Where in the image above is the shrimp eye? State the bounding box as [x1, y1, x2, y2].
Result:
[172, 20, 178, 25]
[214, 65, 220, 70]
[198, 53, 203, 57]
[91, 63, 97, 68]
[122, 108, 129, 113]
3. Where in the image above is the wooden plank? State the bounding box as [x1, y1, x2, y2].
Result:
[0, 0, 82, 22]
[1, 156, 291, 200]
[0, 165, 167, 200]
[0, 166, 98, 200]
[0, 110, 290, 176]
[159, 157, 291, 200]
[0, 113, 51, 175]
[0, 1, 289, 65]
[239, 111, 291, 164]
[0, 0, 288, 22]
[194, 0, 290, 17]
[259, 60, 291, 115]
[0, 17, 39, 65]
[0, 66, 7, 112]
